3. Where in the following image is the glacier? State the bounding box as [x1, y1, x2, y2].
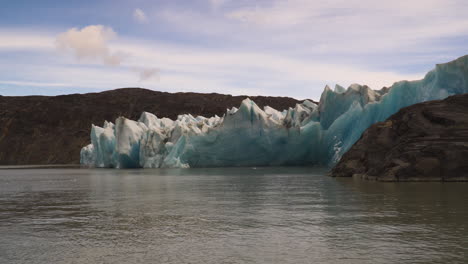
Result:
[81, 55, 468, 169]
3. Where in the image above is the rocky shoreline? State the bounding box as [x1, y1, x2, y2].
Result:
[330, 94, 468, 181]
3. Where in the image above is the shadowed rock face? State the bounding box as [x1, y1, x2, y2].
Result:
[0, 88, 304, 165]
[330, 94, 468, 181]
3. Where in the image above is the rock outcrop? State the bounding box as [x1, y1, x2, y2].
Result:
[330, 94, 468, 181]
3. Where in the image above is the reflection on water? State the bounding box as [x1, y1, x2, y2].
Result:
[0, 167, 467, 264]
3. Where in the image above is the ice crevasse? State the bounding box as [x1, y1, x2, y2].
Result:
[81, 55, 468, 168]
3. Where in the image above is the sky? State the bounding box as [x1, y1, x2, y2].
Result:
[1, 0, 468, 100]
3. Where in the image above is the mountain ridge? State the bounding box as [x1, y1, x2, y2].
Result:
[0, 88, 304, 165]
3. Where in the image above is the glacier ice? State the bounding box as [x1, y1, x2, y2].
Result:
[81, 55, 468, 168]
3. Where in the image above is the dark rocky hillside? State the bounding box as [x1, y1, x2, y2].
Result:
[330, 94, 468, 181]
[0, 88, 304, 165]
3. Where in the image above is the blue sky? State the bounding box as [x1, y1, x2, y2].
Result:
[1, 0, 468, 100]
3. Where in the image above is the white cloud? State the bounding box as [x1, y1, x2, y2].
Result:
[1, 30, 434, 99]
[113, 40, 424, 84]
[17, 12, 468, 100]
[90, 38, 427, 98]
[226, 0, 313, 27]
[0, 32, 53, 51]
[209, 0, 227, 11]
[56, 25, 124, 66]
[225, 0, 465, 29]
[133, 8, 148, 23]
[0, 80, 73, 87]
[7, 1, 468, 99]
[155, 0, 468, 57]
[54, 25, 162, 82]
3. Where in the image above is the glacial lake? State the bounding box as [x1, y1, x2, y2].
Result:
[0, 167, 467, 264]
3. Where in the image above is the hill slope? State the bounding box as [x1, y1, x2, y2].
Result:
[0, 88, 303, 165]
[330, 94, 468, 181]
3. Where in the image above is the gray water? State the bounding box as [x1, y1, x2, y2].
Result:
[0, 167, 467, 264]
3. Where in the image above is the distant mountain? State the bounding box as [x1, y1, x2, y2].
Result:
[0, 88, 304, 165]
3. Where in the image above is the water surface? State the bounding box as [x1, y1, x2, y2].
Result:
[0, 167, 467, 263]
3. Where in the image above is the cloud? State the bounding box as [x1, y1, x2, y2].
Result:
[136, 67, 159, 81]
[56, 25, 124, 66]
[0, 80, 73, 87]
[55, 25, 160, 82]
[0, 32, 53, 51]
[3, 0, 468, 99]
[133, 8, 148, 23]
[209, 0, 227, 11]
[3, 29, 433, 99]
[226, 0, 312, 27]
[112, 40, 425, 98]
[225, 0, 465, 28]
[155, 0, 468, 57]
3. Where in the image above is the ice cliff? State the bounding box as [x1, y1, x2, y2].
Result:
[81, 55, 468, 168]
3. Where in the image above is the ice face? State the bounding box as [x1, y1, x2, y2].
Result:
[80, 55, 468, 168]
